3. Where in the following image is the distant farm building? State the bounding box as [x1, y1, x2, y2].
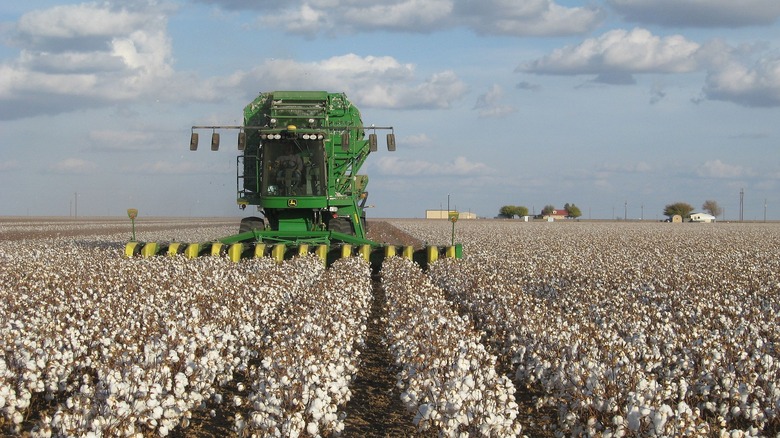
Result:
[425, 210, 477, 220]
[542, 209, 569, 221]
[672, 215, 683, 223]
[690, 212, 716, 223]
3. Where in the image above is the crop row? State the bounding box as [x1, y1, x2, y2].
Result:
[0, 235, 372, 437]
[417, 221, 780, 437]
[382, 257, 522, 437]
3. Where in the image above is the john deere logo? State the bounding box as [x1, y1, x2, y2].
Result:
[287, 199, 298, 207]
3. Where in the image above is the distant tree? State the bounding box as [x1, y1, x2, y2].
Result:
[664, 202, 694, 219]
[498, 205, 529, 218]
[702, 200, 722, 217]
[499, 205, 515, 218]
[541, 205, 555, 216]
[565, 203, 582, 218]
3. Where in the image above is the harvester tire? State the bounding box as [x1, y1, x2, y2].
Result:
[239, 216, 265, 233]
[328, 217, 354, 235]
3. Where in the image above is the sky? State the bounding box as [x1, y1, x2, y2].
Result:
[1, 0, 779, 220]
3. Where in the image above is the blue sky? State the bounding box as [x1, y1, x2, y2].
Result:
[1, 0, 779, 220]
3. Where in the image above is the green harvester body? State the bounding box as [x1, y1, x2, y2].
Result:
[126, 91, 462, 266]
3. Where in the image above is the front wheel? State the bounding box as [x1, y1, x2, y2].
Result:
[328, 217, 354, 236]
[239, 216, 265, 233]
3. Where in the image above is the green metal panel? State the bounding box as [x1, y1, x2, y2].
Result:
[260, 196, 329, 209]
[218, 90, 396, 249]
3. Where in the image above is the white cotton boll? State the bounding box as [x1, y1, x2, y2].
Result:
[308, 399, 326, 420]
[31, 425, 52, 438]
[325, 411, 339, 424]
[16, 397, 30, 410]
[190, 390, 204, 404]
[250, 412, 265, 427]
[306, 421, 319, 435]
[158, 425, 169, 437]
[652, 406, 670, 432]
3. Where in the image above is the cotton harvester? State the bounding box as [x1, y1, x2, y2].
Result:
[125, 91, 461, 268]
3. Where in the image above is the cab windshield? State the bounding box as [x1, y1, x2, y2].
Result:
[261, 140, 325, 197]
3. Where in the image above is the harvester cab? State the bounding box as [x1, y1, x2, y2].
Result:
[126, 91, 462, 268]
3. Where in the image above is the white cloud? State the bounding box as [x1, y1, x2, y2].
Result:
[51, 158, 98, 174]
[0, 1, 182, 119]
[456, 0, 604, 36]
[402, 134, 435, 149]
[703, 57, 780, 107]
[17, 3, 155, 40]
[230, 55, 467, 109]
[220, 0, 603, 36]
[520, 28, 702, 75]
[696, 159, 751, 179]
[474, 84, 516, 118]
[376, 155, 493, 176]
[608, 0, 780, 28]
[345, 0, 454, 29]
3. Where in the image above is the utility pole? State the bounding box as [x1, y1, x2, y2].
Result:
[74, 192, 78, 219]
[624, 201, 627, 221]
[764, 198, 767, 223]
[739, 188, 744, 222]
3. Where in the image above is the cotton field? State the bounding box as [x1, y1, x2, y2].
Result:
[404, 219, 780, 437]
[1, 218, 779, 437]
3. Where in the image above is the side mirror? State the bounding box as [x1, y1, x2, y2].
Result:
[238, 132, 246, 151]
[190, 133, 199, 151]
[369, 133, 377, 152]
[211, 132, 220, 151]
[386, 133, 396, 151]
